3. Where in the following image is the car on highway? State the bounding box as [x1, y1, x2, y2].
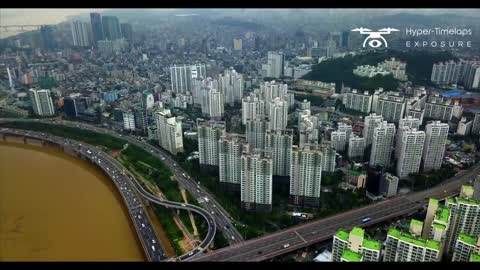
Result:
[188, 252, 194, 256]
[231, 236, 235, 240]
[142, 223, 145, 228]
[152, 246, 155, 251]
[361, 217, 372, 223]
[283, 243, 290, 249]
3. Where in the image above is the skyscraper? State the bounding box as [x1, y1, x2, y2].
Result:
[202, 88, 224, 119]
[102, 16, 122, 40]
[219, 134, 247, 189]
[245, 116, 269, 150]
[241, 93, 265, 125]
[155, 109, 184, 155]
[265, 51, 285, 78]
[40, 25, 56, 51]
[331, 130, 347, 152]
[363, 113, 384, 146]
[369, 121, 395, 168]
[396, 128, 425, 179]
[348, 135, 366, 160]
[90, 12, 104, 43]
[120, 23, 133, 41]
[170, 64, 207, 94]
[70, 21, 91, 47]
[133, 106, 148, 134]
[197, 119, 226, 167]
[29, 88, 55, 116]
[423, 121, 449, 172]
[241, 150, 273, 212]
[218, 68, 244, 106]
[268, 97, 288, 131]
[395, 117, 421, 159]
[290, 144, 323, 208]
[265, 129, 293, 177]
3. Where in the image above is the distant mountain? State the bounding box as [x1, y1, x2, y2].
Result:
[368, 12, 480, 27]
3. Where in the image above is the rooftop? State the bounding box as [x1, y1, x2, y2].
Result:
[471, 253, 480, 262]
[388, 227, 440, 251]
[350, 227, 365, 238]
[410, 219, 424, 228]
[335, 230, 349, 242]
[341, 249, 362, 262]
[429, 198, 439, 207]
[431, 223, 446, 231]
[435, 207, 450, 224]
[458, 233, 477, 246]
[362, 238, 382, 251]
[346, 169, 367, 176]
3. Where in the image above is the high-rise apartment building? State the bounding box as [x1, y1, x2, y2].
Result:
[219, 134, 247, 188]
[423, 121, 449, 172]
[241, 93, 265, 125]
[122, 110, 135, 130]
[260, 80, 289, 106]
[331, 130, 347, 152]
[218, 68, 244, 106]
[337, 123, 353, 140]
[197, 119, 226, 167]
[267, 97, 288, 131]
[202, 88, 224, 119]
[246, 116, 269, 150]
[396, 128, 425, 178]
[70, 21, 91, 47]
[332, 227, 382, 262]
[265, 129, 293, 177]
[241, 150, 273, 212]
[155, 109, 184, 155]
[375, 91, 405, 123]
[382, 172, 399, 198]
[342, 89, 372, 113]
[133, 106, 147, 133]
[102, 16, 122, 40]
[170, 64, 207, 94]
[320, 142, 336, 173]
[395, 117, 421, 159]
[369, 121, 395, 168]
[363, 113, 384, 146]
[348, 135, 366, 160]
[265, 51, 285, 78]
[424, 95, 454, 122]
[452, 234, 480, 262]
[90, 13, 104, 44]
[290, 144, 323, 208]
[29, 88, 55, 116]
[471, 113, 480, 135]
[142, 92, 155, 110]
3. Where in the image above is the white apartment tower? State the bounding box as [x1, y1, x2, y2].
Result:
[331, 130, 347, 152]
[348, 135, 366, 160]
[202, 88, 224, 119]
[290, 144, 323, 208]
[369, 121, 396, 168]
[29, 88, 55, 116]
[218, 134, 248, 189]
[363, 113, 384, 146]
[246, 116, 269, 150]
[396, 128, 425, 178]
[218, 68, 244, 105]
[122, 111, 135, 130]
[423, 121, 449, 172]
[170, 63, 207, 94]
[241, 93, 265, 125]
[268, 97, 288, 131]
[395, 117, 421, 159]
[155, 109, 184, 155]
[197, 119, 226, 167]
[265, 129, 293, 177]
[337, 123, 353, 139]
[241, 150, 273, 212]
[375, 91, 405, 123]
[342, 89, 372, 113]
[265, 51, 285, 79]
[70, 21, 91, 47]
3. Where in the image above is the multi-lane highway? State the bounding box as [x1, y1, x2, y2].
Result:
[0, 118, 244, 245]
[191, 163, 480, 261]
[0, 128, 215, 261]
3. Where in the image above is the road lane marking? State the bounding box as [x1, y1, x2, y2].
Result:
[295, 230, 307, 243]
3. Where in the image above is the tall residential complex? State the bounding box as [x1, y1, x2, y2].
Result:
[422, 121, 449, 172]
[260, 80, 288, 106]
[70, 21, 91, 47]
[241, 93, 265, 125]
[331, 130, 347, 152]
[90, 12, 104, 44]
[241, 151, 273, 212]
[471, 113, 480, 135]
[396, 128, 425, 178]
[218, 68, 244, 106]
[342, 89, 372, 113]
[170, 64, 207, 94]
[267, 97, 288, 131]
[218, 134, 247, 188]
[430, 59, 480, 90]
[289, 144, 323, 208]
[320, 142, 336, 173]
[202, 88, 224, 119]
[348, 135, 366, 160]
[375, 91, 405, 123]
[265, 51, 285, 78]
[155, 109, 184, 155]
[395, 117, 421, 159]
[246, 116, 269, 150]
[424, 95, 454, 122]
[363, 113, 384, 146]
[337, 123, 353, 140]
[265, 129, 293, 176]
[29, 88, 55, 116]
[369, 121, 396, 168]
[122, 110, 135, 130]
[382, 173, 399, 198]
[102, 16, 122, 40]
[197, 119, 226, 167]
[452, 234, 480, 262]
[332, 227, 382, 262]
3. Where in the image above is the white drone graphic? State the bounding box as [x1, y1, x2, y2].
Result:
[352, 27, 400, 48]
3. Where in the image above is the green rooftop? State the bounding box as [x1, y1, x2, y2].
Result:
[363, 238, 381, 251]
[387, 227, 440, 251]
[458, 233, 477, 246]
[447, 197, 455, 205]
[346, 169, 366, 176]
[462, 185, 474, 192]
[429, 198, 439, 207]
[425, 240, 441, 251]
[435, 207, 450, 224]
[341, 249, 362, 262]
[431, 223, 446, 231]
[410, 219, 423, 228]
[470, 253, 480, 262]
[387, 228, 402, 238]
[350, 227, 365, 238]
[457, 197, 480, 206]
[335, 230, 349, 242]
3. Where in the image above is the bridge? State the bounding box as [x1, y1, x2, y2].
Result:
[0, 128, 216, 261]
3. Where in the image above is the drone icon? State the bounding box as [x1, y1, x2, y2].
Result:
[351, 27, 400, 48]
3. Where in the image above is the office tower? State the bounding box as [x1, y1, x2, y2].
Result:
[452, 234, 480, 261]
[218, 68, 244, 106]
[341, 31, 350, 48]
[383, 226, 442, 262]
[242, 93, 265, 125]
[39, 25, 56, 51]
[423, 121, 449, 172]
[337, 123, 352, 140]
[268, 97, 288, 131]
[375, 92, 405, 123]
[424, 95, 454, 122]
[90, 12, 104, 43]
[265, 129, 293, 177]
[202, 88, 224, 119]
[122, 111, 135, 130]
[445, 185, 480, 254]
[241, 150, 273, 212]
[395, 117, 421, 159]
[170, 64, 207, 94]
[382, 172, 399, 198]
[197, 119, 226, 167]
[396, 128, 425, 178]
[142, 92, 154, 110]
[290, 144, 323, 208]
[233, 38, 242, 50]
[120, 23, 133, 41]
[101, 16, 122, 40]
[320, 142, 336, 173]
[332, 227, 382, 262]
[370, 121, 395, 168]
[155, 109, 184, 155]
[342, 89, 372, 113]
[70, 21, 91, 47]
[246, 117, 268, 150]
[331, 130, 347, 152]
[366, 165, 384, 197]
[265, 51, 285, 78]
[63, 97, 78, 118]
[363, 113, 384, 146]
[133, 106, 148, 134]
[29, 88, 55, 116]
[219, 134, 247, 188]
[471, 113, 480, 135]
[348, 135, 366, 160]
